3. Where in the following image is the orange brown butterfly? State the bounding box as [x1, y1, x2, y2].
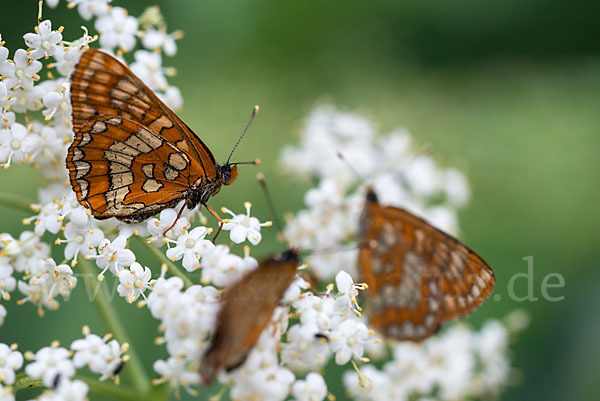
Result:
[66, 49, 257, 235]
[358, 187, 496, 341]
[201, 248, 299, 384]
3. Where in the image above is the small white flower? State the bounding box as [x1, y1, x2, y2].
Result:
[0, 49, 42, 90]
[147, 207, 190, 244]
[334, 270, 366, 317]
[165, 226, 213, 272]
[42, 82, 71, 122]
[31, 258, 78, 300]
[23, 20, 63, 60]
[0, 384, 13, 401]
[9, 85, 45, 113]
[52, 27, 94, 76]
[330, 319, 371, 365]
[95, 7, 139, 52]
[157, 85, 183, 111]
[25, 346, 75, 387]
[0, 122, 39, 168]
[59, 222, 104, 263]
[281, 324, 331, 371]
[0, 343, 23, 384]
[0, 259, 16, 300]
[130, 50, 169, 91]
[91, 236, 135, 278]
[71, 0, 112, 21]
[12, 231, 50, 273]
[0, 305, 5, 327]
[230, 364, 295, 401]
[145, 269, 184, 319]
[295, 293, 336, 331]
[292, 372, 327, 401]
[222, 202, 271, 245]
[0, 83, 14, 108]
[41, 379, 89, 401]
[117, 262, 152, 303]
[153, 357, 200, 391]
[141, 28, 180, 56]
[200, 245, 250, 287]
[71, 333, 113, 372]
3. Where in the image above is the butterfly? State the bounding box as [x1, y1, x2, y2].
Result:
[201, 248, 299, 384]
[66, 49, 243, 234]
[358, 187, 495, 341]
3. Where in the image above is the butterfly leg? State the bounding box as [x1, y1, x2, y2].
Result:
[162, 202, 186, 237]
[204, 203, 224, 243]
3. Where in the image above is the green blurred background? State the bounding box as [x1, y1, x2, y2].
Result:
[1, 0, 599, 400]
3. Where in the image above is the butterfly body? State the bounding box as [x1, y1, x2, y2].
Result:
[201, 249, 299, 383]
[66, 49, 237, 223]
[359, 187, 495, 341]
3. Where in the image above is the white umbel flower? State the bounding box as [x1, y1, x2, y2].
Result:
[0, 122, 39, 168]
[23, 20, 63, 60]
[0, 49, 42, 90]
[95, 7, 139, 52]
[117, 262, 152, 303]
[0, 343, 23, 384]
[222, 202, 271, 245]
[165, 226, 214, 272]
[292, 372, 328, 401]
[92, 236, 135, 278]
[40, 379, 89, 401]
[25, 346, 75, 387]
[330, 319, 372, 365]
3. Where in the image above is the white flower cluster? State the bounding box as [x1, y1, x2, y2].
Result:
[0, 327, 126, 401]
[0, 3, 525, 401]
[280, 105, 470, 279]
[344, 318, 523, 401]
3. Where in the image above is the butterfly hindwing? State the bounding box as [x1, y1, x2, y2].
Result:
[359, 189, 495, 341]
[67, 115, 204, 221]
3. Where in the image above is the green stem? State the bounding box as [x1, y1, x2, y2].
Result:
[134, 236, 194, 288]
[0, 193, 32, 213]
[78, 258, 150, 393]
[13, 372, 44, 391]
[78, 376, 140, 401]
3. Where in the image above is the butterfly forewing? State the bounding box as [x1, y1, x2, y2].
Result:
[70, 49, 217, 176]
[359, 189, 495, 341]
[201, 249, 299, 384]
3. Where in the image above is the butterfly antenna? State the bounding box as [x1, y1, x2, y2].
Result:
[256, 172, 291, 248]
[337, 151, 366, 185]
[226, 105, 260, 165]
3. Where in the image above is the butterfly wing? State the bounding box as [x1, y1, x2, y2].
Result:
[70, 49, 217, 179]
[67, 115, 203, 221]
[359, 190, 495, 341]
[201, 249, 299, 383]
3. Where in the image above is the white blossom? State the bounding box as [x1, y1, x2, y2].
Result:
[0, 122, 39, 168]
[39, 379, 89, 401]
[0, 49, 42, 90]
[222, 202, 271, 245]
[95, 7, 139, 52]
[70, 0, 112, 21]
[91, 236, 135, 278]
[23, 20, 63, 60]
[0, 344, 23, 384]
[25, 346, 75, 387]
[292, 372, 328, 401]
[165, 226, 214, 272]
[117, 262, 152, 303]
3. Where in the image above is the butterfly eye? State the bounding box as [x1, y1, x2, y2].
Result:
[224, 165, 238, 186]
